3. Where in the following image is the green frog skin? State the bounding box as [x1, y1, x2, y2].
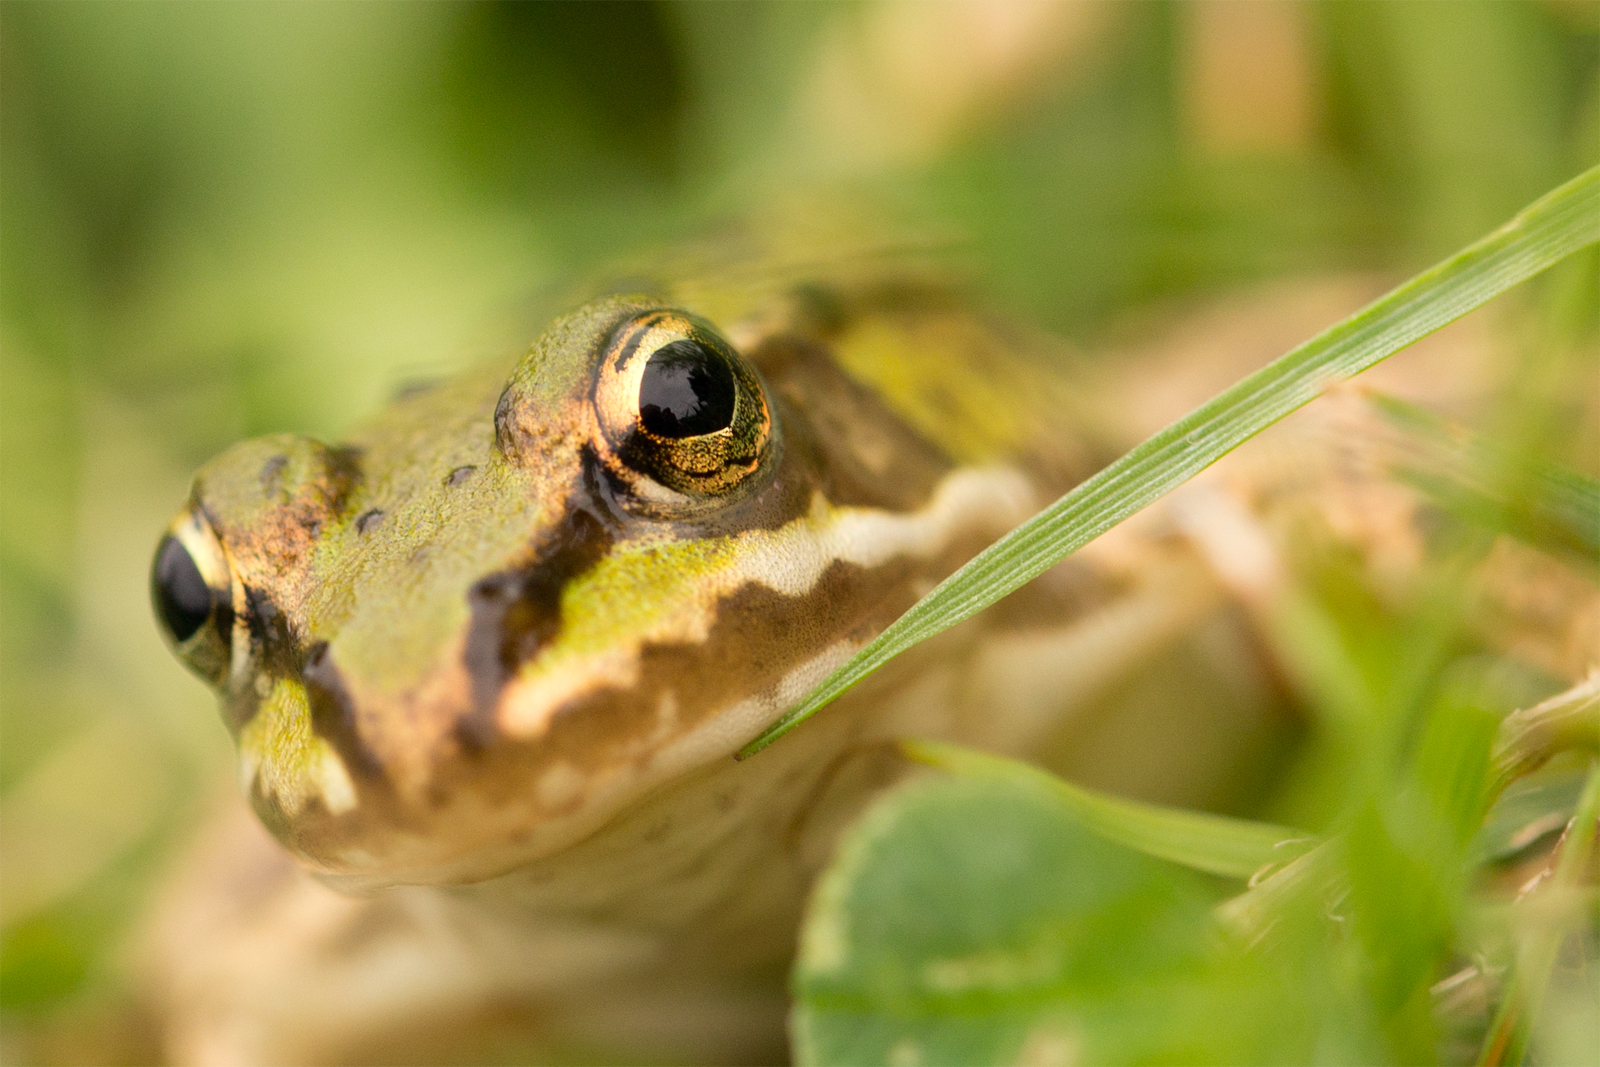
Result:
[149, 263, 1154, 1064]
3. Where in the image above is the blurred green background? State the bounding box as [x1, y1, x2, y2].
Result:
[1, 1, 1595, 1062]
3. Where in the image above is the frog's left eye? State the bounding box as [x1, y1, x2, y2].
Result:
[593, 310, 776, 511]
[151, 507, 234, 684]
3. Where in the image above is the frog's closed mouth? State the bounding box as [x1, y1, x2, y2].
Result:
[151, 284, 1063, 889]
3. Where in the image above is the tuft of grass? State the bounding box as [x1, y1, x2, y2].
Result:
[744, 165, 1600, 758]
[792, 165, 1600, 1066]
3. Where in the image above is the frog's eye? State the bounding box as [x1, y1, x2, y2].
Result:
[593, 309, 776, 510]
[151, 507, 234, 684]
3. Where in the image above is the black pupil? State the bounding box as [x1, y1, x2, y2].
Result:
[153, 535, 213, 642]
[638, 339, 737, 438]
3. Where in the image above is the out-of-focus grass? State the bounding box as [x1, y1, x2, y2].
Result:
[789, 165, 1597, 1064]
[1, 2, 1595, 1062]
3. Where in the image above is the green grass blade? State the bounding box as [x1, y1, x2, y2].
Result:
[742, 165, 1600, 758]
[902, 740, 1311, 879]
[1368, 392, 1600, 563]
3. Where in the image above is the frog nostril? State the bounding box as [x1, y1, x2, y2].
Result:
[355, 509, 385, 534]
[446, 465, 477, 487]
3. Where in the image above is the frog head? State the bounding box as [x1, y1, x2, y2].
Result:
[152, 287, 1046, 888]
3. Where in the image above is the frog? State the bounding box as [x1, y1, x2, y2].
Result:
[146, 253, 1169, 1063]
[154, 256, 1515, 1065]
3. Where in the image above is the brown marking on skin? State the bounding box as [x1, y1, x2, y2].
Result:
[454, 548, 964, 814]
[241, 585, 301, 680]
[321, 445, 365, 519]
[224, 682, 261, 735]
[212, 441, 366, 604]
[491, 387, 519, 457]
[247, 528, 982, 879]
[459, 508, 616, 746]
[198, 439, 373, 741]
[303, 641, 385, 780]
[756, 333, 953, 512]
[258, 454, 289, 495]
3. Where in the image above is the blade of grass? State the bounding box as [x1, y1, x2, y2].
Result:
[1488, 674, 1600, 804]
[1477, 758, 1600, 1067]
[743, 165, 1600, 758]
[1369, 392, 1600, 564]
[902, 739, 1312, 879]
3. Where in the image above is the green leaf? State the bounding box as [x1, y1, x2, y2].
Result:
[903, 740, 1310, 880]
[793, 774, 1369, 1067]
[743, 165, 1600, 757]
[793, 775, 1223, 1067]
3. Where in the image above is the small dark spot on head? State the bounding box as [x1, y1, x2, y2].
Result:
[355, 509, 385, 534]
[259, 454, 289, 494]
[470, 572, 521, 605]
[322, 445, 366, 517]
[446, 465, 477, 487]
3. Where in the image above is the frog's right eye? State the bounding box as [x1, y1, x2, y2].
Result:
[592, 308, 778, 516]
[151, 508, 234, 684]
